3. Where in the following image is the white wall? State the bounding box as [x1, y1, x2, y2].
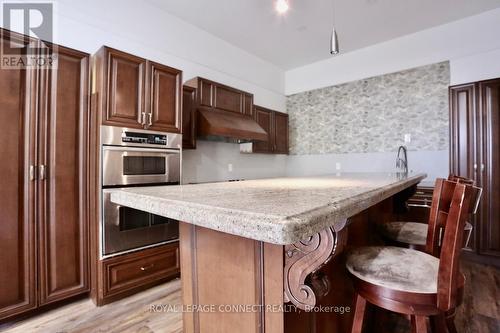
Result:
[285, 8, 500, 95]
[0, 0, 287, 183]
[284, 8, 500, 181]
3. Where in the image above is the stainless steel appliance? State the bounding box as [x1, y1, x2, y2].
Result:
[101, 125, 181, 256]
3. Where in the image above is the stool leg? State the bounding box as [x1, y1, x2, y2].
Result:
[411, 315, 428, 333]
[430, 313, 447, 333]
[445, 309, 458, 333]
[351, 293, 367, 333]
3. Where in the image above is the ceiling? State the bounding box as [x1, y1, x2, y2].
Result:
[147, 0, 500, 70]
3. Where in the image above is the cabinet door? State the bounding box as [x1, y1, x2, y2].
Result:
[449, 84, 478, 180]
[449, 84, 479, 251]
[0, 30, 37, 320]
[37, 46, 89, 305]
[182, 86, 196, 149]
[274, 112, 289, 154]
[253, 106, 272, 153]
[479, 80, 500, 258]
[147, 62, 182, 132]
[102, 47, 145, 128]
[213, 84, 245, 114]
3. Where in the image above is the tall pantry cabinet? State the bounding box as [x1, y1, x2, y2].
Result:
[0, 29, 89, 320]
[450, 78, 500, 265]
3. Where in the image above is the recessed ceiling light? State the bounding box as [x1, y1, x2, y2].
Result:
[275, 0, 289, 14]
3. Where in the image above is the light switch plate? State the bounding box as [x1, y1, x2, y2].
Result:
[335, 162, 341, 170]
[228, 163, 233, 172]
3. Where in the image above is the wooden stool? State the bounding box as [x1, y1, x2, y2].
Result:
[379, 175, 480, 250]
[346, 179, 476, 333]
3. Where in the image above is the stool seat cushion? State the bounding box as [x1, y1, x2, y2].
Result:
[380, 222, 428, 245]
[346, 246, 439, 294]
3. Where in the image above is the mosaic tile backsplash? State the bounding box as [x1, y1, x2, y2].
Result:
[286, 62, 450, 155]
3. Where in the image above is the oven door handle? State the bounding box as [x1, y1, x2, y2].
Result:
[102, 146, 180, 154]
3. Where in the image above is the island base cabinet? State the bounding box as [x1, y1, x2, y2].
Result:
[179, 223, 284, 333]
[179, 196, 396, 333]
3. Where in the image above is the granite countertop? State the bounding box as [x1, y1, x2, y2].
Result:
[110, 172, 426, 245]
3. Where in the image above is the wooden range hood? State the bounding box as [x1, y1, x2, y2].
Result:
[185, 77, 268, 143]
[197, 108, 267, 142]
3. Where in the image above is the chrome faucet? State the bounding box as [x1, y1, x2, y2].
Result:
[396, 145, 408, 174]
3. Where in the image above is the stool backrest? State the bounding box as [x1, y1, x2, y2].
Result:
[425, 179, 457, 257]
[448, 174, 475, 185]
[437, 182, 474, 311]
[427, 178, 482, 255]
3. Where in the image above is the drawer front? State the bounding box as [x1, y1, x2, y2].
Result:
[103, 243, 179, 297]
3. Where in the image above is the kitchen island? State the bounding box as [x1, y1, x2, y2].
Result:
[110, 172, 426, 333]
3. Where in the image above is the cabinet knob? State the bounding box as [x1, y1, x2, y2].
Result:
[140, 264, 154, 271]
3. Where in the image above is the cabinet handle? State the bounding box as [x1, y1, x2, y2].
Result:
[140, 264, 154, 271]
[141, 112, 147, 125]
[481, 163, 485, 172]
[148, 113, 153, 126]
[39, 165, 46, 180]
[29, 165, 37, 181]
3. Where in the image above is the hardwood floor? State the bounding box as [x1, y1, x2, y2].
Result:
[0, 261, 497, 333]
[0, 279, 182, 333]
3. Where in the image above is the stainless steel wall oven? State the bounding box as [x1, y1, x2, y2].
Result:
[101, 126, 181, 256]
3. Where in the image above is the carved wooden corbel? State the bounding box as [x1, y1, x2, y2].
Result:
[283, 220, 347, 311]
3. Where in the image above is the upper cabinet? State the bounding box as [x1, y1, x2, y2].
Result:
[186, 77, 254, 116]
[253, 106, 273, 153]
[93, 47, 182, 132]
[182, 85, 196, 149]
[249, 105, 289, 155]
[273, 111, 289, 154]
[148, 61, 182, 132]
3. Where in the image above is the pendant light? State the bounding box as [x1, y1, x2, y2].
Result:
[330, 0, 340, 55]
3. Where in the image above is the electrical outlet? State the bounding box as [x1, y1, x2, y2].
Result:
[228, 163, 233, 172]
[404, 134, 411, 143]
[335, 162, 341, 170]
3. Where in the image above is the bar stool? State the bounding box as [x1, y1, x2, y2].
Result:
[346, 179, 477, 333]
[379, 175, 480, 251]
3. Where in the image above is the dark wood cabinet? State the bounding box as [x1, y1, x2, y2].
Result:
[182, 85, 197, 149]
[186, 77, 254, 116]
[450, 79, 500, 265]
[478, 80, 500, 259]
[274, 111, 289, 154]
[98, 47, 145, 129]
[250, 105, 289, 154]
[0, 30, 37, 320]
[147, 61, 182, 132]
[0, 29, 90, 320]
[98, 243, 180, 305]
[37, 46, 90, 305]
[253, 106, 273, 153]
[94, 47, 181, 132]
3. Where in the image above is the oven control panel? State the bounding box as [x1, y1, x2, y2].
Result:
[122, 131, 167, 145]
